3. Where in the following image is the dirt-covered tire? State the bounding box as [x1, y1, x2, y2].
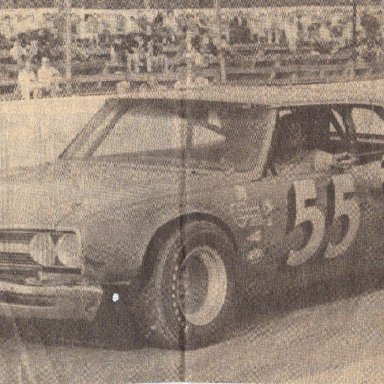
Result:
[135, 220, 238, 349]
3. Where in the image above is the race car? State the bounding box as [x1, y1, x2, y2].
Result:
[0, 80, 384, 349]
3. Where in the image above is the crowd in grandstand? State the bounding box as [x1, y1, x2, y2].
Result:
[0, 6, 383, 98]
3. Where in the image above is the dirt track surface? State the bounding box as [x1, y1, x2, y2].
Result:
[0, 275, 383, 384]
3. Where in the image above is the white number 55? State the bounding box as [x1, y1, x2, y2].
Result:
[287, 174, 360, 267]
[324, 174, 361, 259]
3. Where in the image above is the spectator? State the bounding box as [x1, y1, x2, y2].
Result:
[37, 57, 61, 97]
[126, 16, 140, 35]
[18, 61, 37, 100]
[164, 10, 178, 43]
[137, 11, 150, 34]
[146, 39, 154, 73]
[110, 44, 118, 65]
[132, 36, 146, 73]
[229, 12, 250, 44]
[192, 46, 204, 68]
[200, 32, 210, 54]
[10, 39, 26, 64]
[249, 15, 261, 43]
[2, 15, 14, 40]
[111, 36, 126, 65]
[153, 11, 164, 29]
[27, 39, 39, 63]
[220, 35, 229, 55]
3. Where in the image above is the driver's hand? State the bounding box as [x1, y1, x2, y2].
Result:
[332, 152, 358, 170]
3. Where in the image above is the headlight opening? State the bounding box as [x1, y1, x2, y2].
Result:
[29, 233, 55, 267]
[29, 232, 82, 269]
[56, 233, 82, 269]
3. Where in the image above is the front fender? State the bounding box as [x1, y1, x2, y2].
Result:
[62, 193, 242, 283]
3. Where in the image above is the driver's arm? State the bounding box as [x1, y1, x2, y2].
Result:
[313, 150, 335, 171]
[313, 150, 356, 171]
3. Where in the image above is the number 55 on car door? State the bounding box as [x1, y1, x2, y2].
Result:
[287, 174, 361, 267]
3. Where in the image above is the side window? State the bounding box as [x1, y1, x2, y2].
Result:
[352, 107, 384, 136]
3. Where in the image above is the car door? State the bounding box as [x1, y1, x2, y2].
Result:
[242, 166, 342, 294]
[346, 105, 384, 272]
[242, 105, 365, 295]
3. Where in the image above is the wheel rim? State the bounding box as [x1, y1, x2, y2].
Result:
[175, 245, 228, 327]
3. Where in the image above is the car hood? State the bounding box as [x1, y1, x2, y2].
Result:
[0, 159, 213, 230]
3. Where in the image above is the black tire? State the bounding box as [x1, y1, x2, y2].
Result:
[135, 220, 238, 349]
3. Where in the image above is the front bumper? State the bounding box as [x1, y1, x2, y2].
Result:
[0, 280, 103, 321]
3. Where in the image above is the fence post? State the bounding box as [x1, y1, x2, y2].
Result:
[64, 0, 72, 93]
[352, 0, 357, 47]
[214, 0, 226, 84]
[381, 0, 384, 66]
[352, 0, 357, 66]
[186, 30, 193, 87]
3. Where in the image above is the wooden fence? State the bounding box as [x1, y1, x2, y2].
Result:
[1, 52, 383, 99]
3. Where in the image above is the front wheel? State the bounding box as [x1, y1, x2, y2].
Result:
[136, 220, 238, 349]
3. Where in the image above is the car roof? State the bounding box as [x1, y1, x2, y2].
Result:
[110, 79, 384, 108]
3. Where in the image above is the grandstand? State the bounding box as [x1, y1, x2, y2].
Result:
[0, 0, 383, 99]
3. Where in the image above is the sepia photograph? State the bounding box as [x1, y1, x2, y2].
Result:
[0, 0, 383, 383]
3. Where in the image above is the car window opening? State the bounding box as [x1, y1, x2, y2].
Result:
[266, 104, 384, 177]
[267, 105, 352, 176]
[64, 99, 273, 173]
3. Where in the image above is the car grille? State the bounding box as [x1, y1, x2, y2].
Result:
[0, 231, 41, 270]
[0, 253, 36, 266]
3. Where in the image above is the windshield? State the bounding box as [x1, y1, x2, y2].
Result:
[62, 98, 273, 172]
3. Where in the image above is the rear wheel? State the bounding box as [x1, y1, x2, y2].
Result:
[136, 220, 237, 349]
